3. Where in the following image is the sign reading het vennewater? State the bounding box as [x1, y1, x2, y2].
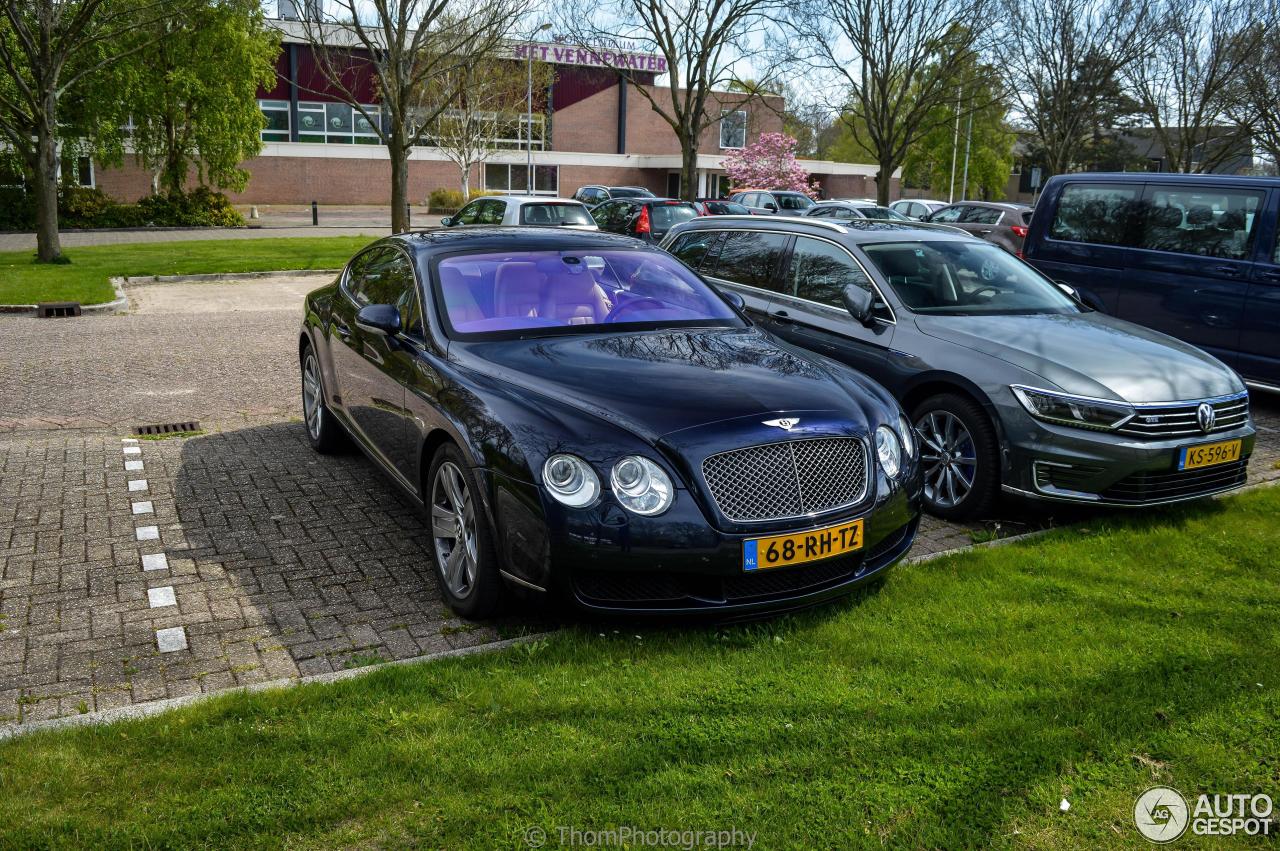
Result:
[513, 43, 668, 73]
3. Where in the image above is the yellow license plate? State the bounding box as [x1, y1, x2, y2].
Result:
[743, 518, 863, 571]
[1177, 438, 1242, 470]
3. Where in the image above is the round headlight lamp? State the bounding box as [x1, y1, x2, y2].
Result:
[875, 425, 902, 478]
[896, 413, 916, 459]
[610, 455, 674, 516]
[542, 453, 600, 508]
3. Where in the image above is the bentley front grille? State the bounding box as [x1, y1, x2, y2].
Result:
[700, 437, 868, 522]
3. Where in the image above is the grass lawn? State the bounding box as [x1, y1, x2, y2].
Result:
[2, 488, 1277, 849]
[0, 236, 378, 305]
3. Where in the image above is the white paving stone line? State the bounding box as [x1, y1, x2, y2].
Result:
[0, 634, 552, 741]
[122, 437, 183, 654]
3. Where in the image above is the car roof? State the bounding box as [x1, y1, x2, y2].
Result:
[1048, 171, 1280, 186]
[389, 227, 650, 255]
[670, 215, 977, 245]
[498, 196, 586, 206]
[942, 200, 1031, 210]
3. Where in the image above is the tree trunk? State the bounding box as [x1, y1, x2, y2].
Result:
[680, 139, 698, 201]
[33, 111, 62, 263]
[389, 142, 410, 234]
[461, 164, 471, 201]
[876, 155, 895, 206]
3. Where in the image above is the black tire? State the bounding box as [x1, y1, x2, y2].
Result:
[300, 344, 349, 454]
[426, 443, 503, 619]
[911, 393, 1000, 521]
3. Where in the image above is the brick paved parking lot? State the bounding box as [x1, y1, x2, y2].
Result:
[0, 275, 1277, 728]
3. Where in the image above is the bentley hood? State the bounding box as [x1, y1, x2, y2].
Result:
[455, 327, 879, 442]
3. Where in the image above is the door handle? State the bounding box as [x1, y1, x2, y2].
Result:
[978, 229, 993, 235]
[770, 309, 793, 324]
[1257, 269, 1280, 283]
[1212, 265, 1242, 277]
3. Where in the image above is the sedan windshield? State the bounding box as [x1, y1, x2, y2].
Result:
[519, 203, 593, 226]
[860, 241, 1081, 316]
[435, 249, 744, 338]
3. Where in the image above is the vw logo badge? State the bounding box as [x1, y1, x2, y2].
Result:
[1196, 402, 1216, 433]
[763, 418, 799, 431]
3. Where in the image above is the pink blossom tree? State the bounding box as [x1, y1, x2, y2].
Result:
[722, 133, 819, 197]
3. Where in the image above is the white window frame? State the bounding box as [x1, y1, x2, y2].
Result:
[483, 163, 558, 195]
[297, 101, 327, 141]
[720, 110, 747, 150]
[259, 99, 290, 142]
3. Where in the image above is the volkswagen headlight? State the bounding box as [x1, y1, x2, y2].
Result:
[610, 455, 674, 516]
[875, 425, 901, 478]
[543, 453, 600, 508]
[1011, 385, 1133, 431]
[895, 413, 915, 459]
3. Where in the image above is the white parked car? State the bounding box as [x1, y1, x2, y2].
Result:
[890, 199, 950, 220]
[441, 196, 598, 230]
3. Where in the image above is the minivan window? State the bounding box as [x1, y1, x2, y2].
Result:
[862, 241, 1080, 315]
[1136, 186, 1263, 261]
[1048, 183, 1141, 246]
[709, 231, 789, 291]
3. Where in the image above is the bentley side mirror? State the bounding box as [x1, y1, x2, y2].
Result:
[722, 290, 746, 311]
[842, 284, 875, 326]
[355, 304, 402, 336]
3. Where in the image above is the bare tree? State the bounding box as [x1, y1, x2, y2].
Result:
[996, 0, 1162, 177]
[1232, 12, 1280, 170]
[425, 59, 554, 199]
[0, 0, 180, 262]
[561, 0, 781, 200]
[1125, 0, 1263, 173]
[299, 0, 522, 233]
[788, 0, 994, 205]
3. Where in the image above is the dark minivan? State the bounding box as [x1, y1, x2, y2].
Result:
[1023, 173, 1280, 389]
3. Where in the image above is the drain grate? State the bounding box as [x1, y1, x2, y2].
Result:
[36, 302, 82, 318]
[133, 421, 201, 436]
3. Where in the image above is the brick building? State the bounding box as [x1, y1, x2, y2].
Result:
[93, 17, 890, 205]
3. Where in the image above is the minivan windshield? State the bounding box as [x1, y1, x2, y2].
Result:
[861, 241, 1081, 316]
[435, 249, 743, 339]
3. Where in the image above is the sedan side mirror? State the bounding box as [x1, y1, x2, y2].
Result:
[440, 216, 454, 227]
[763, 202, 778, 212]
[355, 303, 402, 336]
[842, 284, 875, 326]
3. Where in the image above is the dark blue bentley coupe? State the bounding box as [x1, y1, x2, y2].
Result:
[298, 227, 921, 618]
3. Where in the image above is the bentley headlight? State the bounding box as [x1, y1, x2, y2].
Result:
[875, 425, 901, 478]
[610, 455, 674, 516]
[543, 453, 600, 508]
[1011, 385, 1133, 431]
[895, 413, 915, 459]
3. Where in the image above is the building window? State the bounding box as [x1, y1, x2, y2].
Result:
[57, 155, 94, 188]
[259, 99, 290, 142]
[354, 106, 381, 144]
[432, 111, 545, 151]
[297, 101, 326, 142]
[720, 110, 747, 149]
[484, 163, 558, 195]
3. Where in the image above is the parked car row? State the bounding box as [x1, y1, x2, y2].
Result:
[300, 173, 1266, 620]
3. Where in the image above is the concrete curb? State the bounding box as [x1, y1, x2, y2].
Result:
[117, 268, 340, 286]
[905, 474, 1280, 567]
[0, 632, 550, 742]
[0, 276, 129, 316]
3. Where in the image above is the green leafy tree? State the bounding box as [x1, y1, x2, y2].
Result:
[120, 0, 279, 196]
[0, 0, 183, 262]
[900, 76, 1014, 199]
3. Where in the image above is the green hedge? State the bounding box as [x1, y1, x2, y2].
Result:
[0, 185, 245, 230]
